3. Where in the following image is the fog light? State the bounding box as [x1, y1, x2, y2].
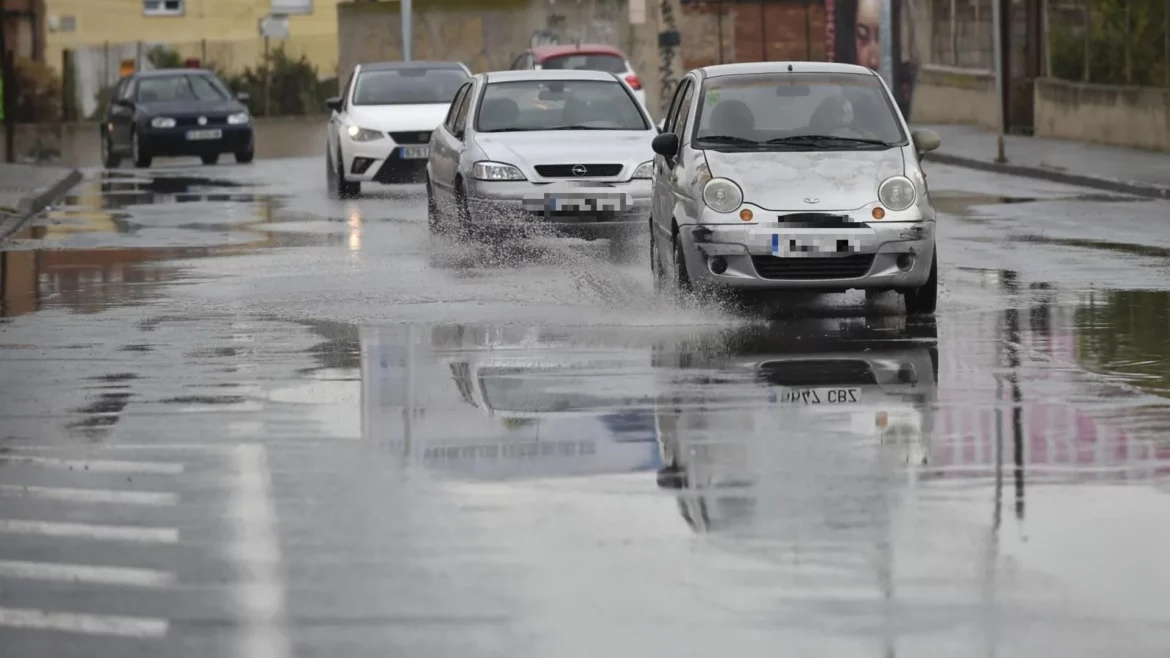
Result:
[872, 207, 886, 219]
[709, 256, 728, 274]
[351, 157, 375, 174]
[896, 253, 915, 271]
[896, 363, 917, 384]
[739, 208, 753, 222]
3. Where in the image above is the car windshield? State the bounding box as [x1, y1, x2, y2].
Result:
[539, 53, 628, 74]
[352, 68, 468, 105]
[476, 79, 648, 132]
[136, 74, 230, 103]
[692, 72, 908, 150]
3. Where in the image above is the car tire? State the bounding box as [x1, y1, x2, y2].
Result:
[453, 181, 475, 239]
[902, 250, 939, 316]
[332, 147, 360, 199]
[673, 233, 694, 298]
[101, 132, 121, 169]
[235, 149, 254, 164]
[131, 130, 152, 169]
[201, 153, 219, 165]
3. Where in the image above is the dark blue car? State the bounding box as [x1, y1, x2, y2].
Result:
[100, 68, 255, 169]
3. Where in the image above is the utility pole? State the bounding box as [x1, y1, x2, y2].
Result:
[0, 0, 15, 163]
[991, 0, 1007, 163]
[401, 0, 412, 62]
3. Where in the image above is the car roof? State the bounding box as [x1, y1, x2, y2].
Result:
[696, 61, 878, 79]
[529, 44, 627, 61]
[482, 69, 620, 84]
[358, 60, 468, 72]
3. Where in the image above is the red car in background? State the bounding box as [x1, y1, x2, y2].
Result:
[508, 43, 648, 108]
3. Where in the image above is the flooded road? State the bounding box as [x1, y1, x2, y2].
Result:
[2, 159, 1170, 657]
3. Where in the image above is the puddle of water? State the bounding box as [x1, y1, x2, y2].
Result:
[932, 191, 1141, 216]
[1011, 233, 1170, 259]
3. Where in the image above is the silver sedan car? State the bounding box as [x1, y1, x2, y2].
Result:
[425, 69, 658, 245]
[649, 61, 942, 315]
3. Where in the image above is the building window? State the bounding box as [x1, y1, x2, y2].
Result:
[143, 0, 184, 16]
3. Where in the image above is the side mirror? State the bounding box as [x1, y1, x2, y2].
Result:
[325, 96, 342, 112]
[911, 128, 941, 155]
[651, 132, 679, 158]
[236, 92, 251, 102]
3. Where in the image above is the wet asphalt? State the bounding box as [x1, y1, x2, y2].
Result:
[2, 156, 1170, 658]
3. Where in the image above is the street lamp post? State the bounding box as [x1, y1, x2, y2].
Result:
[0, 1, 15, 163]
[991, 0, 1008, 163]
[402, 0, 413, 62]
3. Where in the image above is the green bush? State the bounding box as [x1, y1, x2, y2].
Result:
[10, 56, 62, 122]
[1049, 0, 1168, 86]
[222, 44, 334, 116]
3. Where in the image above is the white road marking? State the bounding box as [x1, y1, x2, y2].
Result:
[0, 559, 175, 587]
[0, 455, 184, 474]
[229, 444, 290, 658]
[0, 606, 168, 638]
[0, 519, 179, 543]
[0, 484, 178, 506]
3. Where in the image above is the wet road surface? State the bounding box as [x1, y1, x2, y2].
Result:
[2, 158, 1170, 657]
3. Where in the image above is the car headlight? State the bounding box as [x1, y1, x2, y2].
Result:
[472, 161, 526, 181]
[227, 112, 250, 125]
[346, 125, 383, 142]
[150, 117, 176, 128]
[632, 161, 654, 179]
[701, 177, 743, 213]
[878, 175, 916, 211]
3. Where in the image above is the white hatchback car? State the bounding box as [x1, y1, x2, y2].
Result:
[649, 61, 942, 315]
[325, 60, 470, 198]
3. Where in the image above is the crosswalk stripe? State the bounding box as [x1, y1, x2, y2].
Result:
[0, 484, 178, 506]
[0, 519, 180, 543]
[0, 455, 184, 474]
[0, 606, 168, 638]
[0, 559, 175, 587]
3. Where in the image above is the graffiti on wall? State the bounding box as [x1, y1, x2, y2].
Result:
[825, 0, 920, 117]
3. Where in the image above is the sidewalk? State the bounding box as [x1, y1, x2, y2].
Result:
[913, 124, 1170, 200]
[0, 163, 83, 241]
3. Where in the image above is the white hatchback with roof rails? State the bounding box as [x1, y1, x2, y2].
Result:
[649, 61, 943, 315]
[325, 60, 471, 199]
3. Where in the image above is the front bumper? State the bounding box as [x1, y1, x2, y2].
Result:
[678, 220, 936, 291]
[341, 136, 430, 184]
[140, 125, 253, 156]
[465, 178, 651, 238]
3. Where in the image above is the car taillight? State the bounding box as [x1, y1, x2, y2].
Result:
[625, 74, 642, 90]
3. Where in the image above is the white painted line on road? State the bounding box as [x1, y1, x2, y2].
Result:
[229, 444, 290, 658]
[0, 559, 176, 587]
[0, 484, 179, 506]
[0, 606, 168, 638]
[0, 519, 180, 543]
[0, 455, 184, 474]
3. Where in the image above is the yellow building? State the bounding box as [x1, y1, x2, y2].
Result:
[42, 0, 343, 78]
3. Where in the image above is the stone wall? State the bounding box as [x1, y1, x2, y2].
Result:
[1034, 78, 1170, 153]
[909, 65, 999, 130]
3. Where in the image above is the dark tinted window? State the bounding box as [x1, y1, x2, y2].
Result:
[540, 53, 627, 74]
[476, 79, 647, 132]
[352, 68, 469, 106]
[136, 74, 229, 103]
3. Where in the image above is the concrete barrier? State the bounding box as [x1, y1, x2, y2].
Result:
[1034, 78, 1170, 153]
[909, 65, 999, 131]
[14, 116, 331, 169]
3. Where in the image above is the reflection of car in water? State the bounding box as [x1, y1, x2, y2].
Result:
[650, 319, 938, 531]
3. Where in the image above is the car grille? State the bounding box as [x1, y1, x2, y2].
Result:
[750, 254, 875, 280]
[534, 164, 623, 178]
[389, 131, 432, 145]
[758, 360, 877, 387]
[175, 116, 228, 127]
[776, 212, 855, 227]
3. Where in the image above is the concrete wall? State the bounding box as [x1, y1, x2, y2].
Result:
[909, 65, 999, 130]
[1034, 78, 1170, 153]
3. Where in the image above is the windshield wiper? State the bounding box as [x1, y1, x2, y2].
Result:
[696, 135, 763, 145]
[766, 135, 896, 147]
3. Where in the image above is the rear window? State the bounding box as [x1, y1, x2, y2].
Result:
[352, 68, 469, 106]
[540, 53, 628, 74]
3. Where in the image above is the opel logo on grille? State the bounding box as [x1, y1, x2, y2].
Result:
[571, 164, 588, 177]
[197, 116, 207, 126]
[803, 197, 820, 204]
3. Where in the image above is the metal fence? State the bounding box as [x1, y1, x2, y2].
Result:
[1046, 0, 1170, 86]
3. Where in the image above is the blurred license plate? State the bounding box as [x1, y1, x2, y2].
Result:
[546, 193, 628, 212]
[771, 232, 863, 256]
[186, 129, 222, 141]
[399, 146, 429, 159]
[774, 387, 861, 404]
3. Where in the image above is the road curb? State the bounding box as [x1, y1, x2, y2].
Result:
[0, 168, 83, 242]
[928, 152, 1170, 201]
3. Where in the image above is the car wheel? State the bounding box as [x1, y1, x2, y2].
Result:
[336, 148, 361, 199]
[131, 130, 152, 168]
[101, 132, 121, 169]
[235, 149, 254, 164]
[902, 250, 938, 316]
[453, 181, 475, 239]
[673, 233, 694, 298]
[201, 153, 219, 165]
[650, 225, 667, 293]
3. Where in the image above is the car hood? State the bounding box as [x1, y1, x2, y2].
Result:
[346, 103, 451, 132]
[703, 148, 906, 212]
[138, 99, 245, 116]
[474, 131, 655, 171]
